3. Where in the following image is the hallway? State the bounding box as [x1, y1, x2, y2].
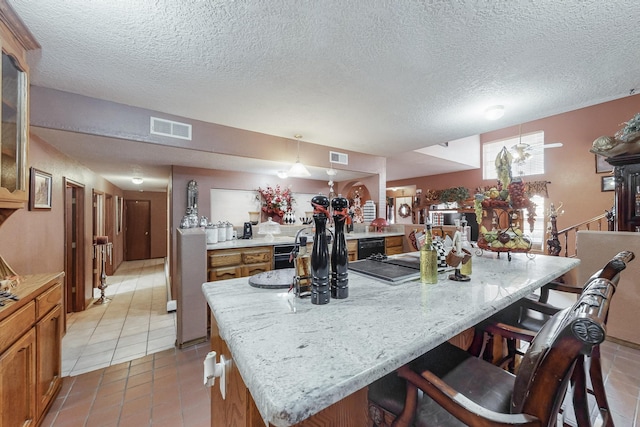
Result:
[62, 258, 176, 377]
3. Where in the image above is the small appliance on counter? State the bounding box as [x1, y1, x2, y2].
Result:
[242, 222, 253, 239]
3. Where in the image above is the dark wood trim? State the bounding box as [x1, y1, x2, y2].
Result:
[64, 178, 85, 316]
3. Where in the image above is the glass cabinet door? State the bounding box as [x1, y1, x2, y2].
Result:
[1, 51, 27, 195]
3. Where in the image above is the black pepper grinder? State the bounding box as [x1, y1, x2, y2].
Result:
[311, 195, 330, 305]
[331, 196, 349, 299]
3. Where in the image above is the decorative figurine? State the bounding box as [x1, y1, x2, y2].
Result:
[448, 219, 472, 281]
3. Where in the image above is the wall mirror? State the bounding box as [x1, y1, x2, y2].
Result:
[186, 180, 198, 214]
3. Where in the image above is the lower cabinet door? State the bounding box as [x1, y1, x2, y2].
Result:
[0, 328, 37, 427]
[36, 305, 62, 417]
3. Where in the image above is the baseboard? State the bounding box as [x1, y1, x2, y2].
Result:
[607, 336, 640, 350]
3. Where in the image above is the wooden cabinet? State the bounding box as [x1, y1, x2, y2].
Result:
[608, 153, 640, 231]
[36, 305, 62, 416]
[347, 240, 357, 261]
[207, 246, 272, 282]
[0, 327, 36, 427]
[0, 272, 64, 427]
[0, 4, 39, 225]
[385, 235, 404, 255]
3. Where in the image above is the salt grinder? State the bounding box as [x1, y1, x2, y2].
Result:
[331, 196, 349, 299]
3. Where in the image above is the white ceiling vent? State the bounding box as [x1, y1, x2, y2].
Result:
[329, 151, 348, 165]
[150, 117, 192, 140]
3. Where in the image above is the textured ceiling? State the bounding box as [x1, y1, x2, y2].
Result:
[8, 0, 640, 190]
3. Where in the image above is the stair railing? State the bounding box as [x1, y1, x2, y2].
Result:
[547, 210, 614, 258]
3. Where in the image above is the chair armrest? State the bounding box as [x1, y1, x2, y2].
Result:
[483, 322, 537, 343]
[396, 365, 541, 426]
[518, 298, 563, 316]
[543, 281, 582, 294]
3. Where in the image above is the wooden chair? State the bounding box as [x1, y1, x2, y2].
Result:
[469, 251, 634, 426]
[368, 251, 632, 427]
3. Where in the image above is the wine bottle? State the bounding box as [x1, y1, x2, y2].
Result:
[420, 224, 438, 284]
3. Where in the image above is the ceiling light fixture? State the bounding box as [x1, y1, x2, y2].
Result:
[484, 105, 505, 120]
[277, 170, 288, 179]
[288, 134, 311, 177]
[131, 177, 144, 185]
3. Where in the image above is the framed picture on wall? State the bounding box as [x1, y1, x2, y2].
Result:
[595, 154, 613, 173]
[601, 176, 615, 192]
[29, 167, 52, 210]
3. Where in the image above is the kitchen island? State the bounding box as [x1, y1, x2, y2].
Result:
[202, 252, 579, 426]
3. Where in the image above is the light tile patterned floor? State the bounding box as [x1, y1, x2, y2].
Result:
[62, 258, 176, 377]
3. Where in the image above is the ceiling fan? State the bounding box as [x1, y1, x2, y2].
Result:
[511, 141, 563, 163]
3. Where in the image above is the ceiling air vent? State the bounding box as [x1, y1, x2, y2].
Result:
[329, 151, 348, 165]
[150, 117, 192, 140]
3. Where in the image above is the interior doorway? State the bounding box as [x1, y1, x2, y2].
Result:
[92, 191, 105, 290]
[105, 194, 115, 275]
[125, 199, 151, 260]
[64, 178, 85, 316]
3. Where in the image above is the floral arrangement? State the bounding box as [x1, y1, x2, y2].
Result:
[615, 112, 640, 142]
[256, 185, 294, 217]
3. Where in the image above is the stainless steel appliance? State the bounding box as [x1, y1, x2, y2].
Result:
[357, 237, 385, 260]
[273, 244, 296, 269]
[348, 254, 451, 284]
[242, 222, 253, 239]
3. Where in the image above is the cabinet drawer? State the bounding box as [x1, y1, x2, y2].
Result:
[209, 251, 242, 268]
[36, 282, 62, 319]
[386, 246, 404, 256]
[0, 301, 35, 354]
[208, 267, 242, 282]
[385, 236, 404, 248]
[241, 263, 271, 277]
[242, 250, 271, 264]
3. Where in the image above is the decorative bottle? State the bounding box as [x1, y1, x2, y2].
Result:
[295, 236, 311, 295]
[420, 224, 438, 284]
[331, 196, 350, 299]
[460, 217, 473, 276]
[310, 195, 330, 305]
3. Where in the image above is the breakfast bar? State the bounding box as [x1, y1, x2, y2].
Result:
[202, 252, 579, 426]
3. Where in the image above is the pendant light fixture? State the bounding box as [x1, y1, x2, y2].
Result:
[288, 134, 311, 177]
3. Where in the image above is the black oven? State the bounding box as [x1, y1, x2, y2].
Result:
[357, 237, 386, 260]
[273, 244, 296, 269]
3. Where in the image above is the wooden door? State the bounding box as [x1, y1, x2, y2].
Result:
[125, 200, 151, 260]
[64, 179, 85, 314]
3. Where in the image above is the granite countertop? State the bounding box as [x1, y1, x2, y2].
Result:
[202, 252, 579, 426]
[206, 230, 404, 250]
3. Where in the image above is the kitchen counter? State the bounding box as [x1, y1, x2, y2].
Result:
[205, 230, 404, 250]
[202, 252, 579, 426]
